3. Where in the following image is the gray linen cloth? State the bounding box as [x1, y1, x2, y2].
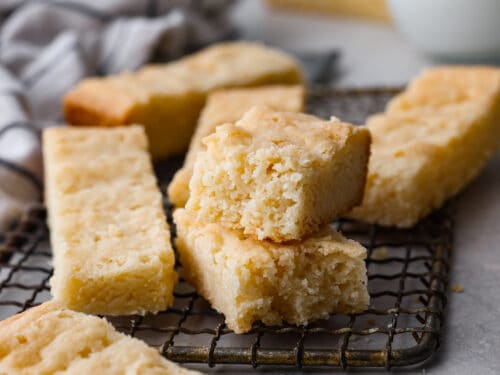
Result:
[0, 0, 234, 230]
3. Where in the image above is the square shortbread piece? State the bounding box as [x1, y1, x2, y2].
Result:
[168, 85, 305, 207]
[64, 42, 303, 159]
[185, 106, 371, 242]
[349, 66, 500, 227]
[43, 126, 177, 315]
[0, 301, 201, 374]
[174, 209, 369, 334]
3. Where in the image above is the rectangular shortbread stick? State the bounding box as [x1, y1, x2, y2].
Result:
[43, 125, 177, 315]
[63, 42, 303, 159]
[349, 66, 500, 227]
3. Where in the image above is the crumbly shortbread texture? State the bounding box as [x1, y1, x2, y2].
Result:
[185, 106, 371, 242]
[43, 126, 177, 315]
[174, 209, 369, 334]
[64, 42, 303, 159]
[0, 301, 202, 374]
[349, 66, 500, 227]
[168, 85, 305, 207]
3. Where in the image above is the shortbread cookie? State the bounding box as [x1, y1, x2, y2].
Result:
[267, 0, 391, 22]
[43, 126, 177, 315]
[185, 106, 371, 242]
[0, 301, 201, 374]
[174, 209, 369, 334]
[349, 66, 500, 227]
[168, 85, 305, 207]
[64, 42, 303, 159]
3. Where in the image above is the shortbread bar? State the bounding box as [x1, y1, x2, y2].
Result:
[186, 106, 371, 242]
[174, 209, 369, 334]
[168, 85, 305, 207]
[43, 126, 177, 315]
[267, 0, 391, 22]
[349, 66, 500, 227]
[0, 301, 201, 374]
[64, 42, 303, 159]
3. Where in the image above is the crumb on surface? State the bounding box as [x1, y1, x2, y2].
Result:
[451, 284, 464, 293]
[367, 319, 377, 327]
[371, 246, 389, 260]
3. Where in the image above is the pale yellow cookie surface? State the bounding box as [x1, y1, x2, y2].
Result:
[168, 85, 305, 207]
[0, 301, 202, 374]
[349, 66, 500, 227]
[186, 106, 371, 242]
[43, 126, 177, 315]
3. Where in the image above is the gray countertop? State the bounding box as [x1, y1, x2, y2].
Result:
[432, 153, 500, 375]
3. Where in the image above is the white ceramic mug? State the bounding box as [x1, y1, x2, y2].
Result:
[388, 0, 500, 62]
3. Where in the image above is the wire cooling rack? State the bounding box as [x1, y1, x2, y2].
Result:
[0, 88, 451, 370]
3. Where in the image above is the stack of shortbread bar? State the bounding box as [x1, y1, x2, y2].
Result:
[175, 105, 372, 333]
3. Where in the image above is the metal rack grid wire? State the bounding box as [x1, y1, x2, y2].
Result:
[0, 87, 451, 370]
